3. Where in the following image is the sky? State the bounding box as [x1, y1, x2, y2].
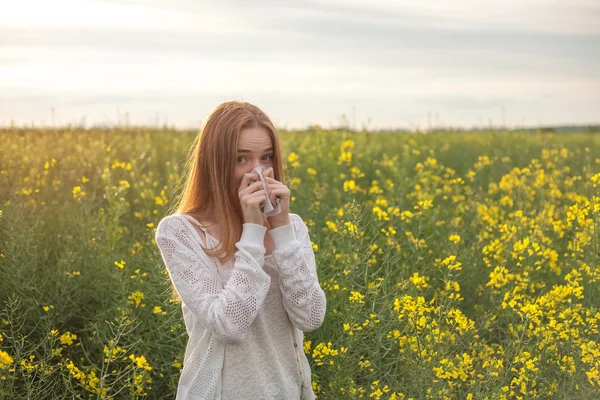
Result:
[1, 0, 599, 130]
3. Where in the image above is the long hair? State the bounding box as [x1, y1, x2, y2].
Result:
[166, 101, 287, 303]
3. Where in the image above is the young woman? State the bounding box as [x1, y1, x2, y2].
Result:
[154, 101, 327, 399]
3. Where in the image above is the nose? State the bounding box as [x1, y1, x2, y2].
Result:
[248, 160, 262, 173]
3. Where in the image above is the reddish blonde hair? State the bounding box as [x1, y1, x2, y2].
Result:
[166, 101, 286, 301]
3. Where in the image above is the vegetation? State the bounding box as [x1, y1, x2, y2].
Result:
[0, 127, 599, 399]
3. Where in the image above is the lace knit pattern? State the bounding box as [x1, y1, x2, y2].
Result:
[155, 212, 326, 399]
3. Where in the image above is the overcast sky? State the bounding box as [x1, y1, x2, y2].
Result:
[1, 0, 599, 130]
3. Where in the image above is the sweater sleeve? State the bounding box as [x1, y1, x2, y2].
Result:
[267, 213, 327, 332]
[155, 214, 271, 345]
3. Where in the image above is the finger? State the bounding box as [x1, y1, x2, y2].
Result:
[250, 180, 264, 192]
[265, 182, 277, 203]
[263, 176, 281, 185]
[265, 176, 282, 185]
[248, 190, 267, 208]
[249, 189, 266, 199]
[240, 180, 262, 196]
[246, 190, 265, 204]
[266, 182, 285, 193]
[269, 188, 287, 200]
[263, 167, 274, 178]
[268, 188, 277, 205]
[249, 172, 261, 185]
[240, 172, 258, 191]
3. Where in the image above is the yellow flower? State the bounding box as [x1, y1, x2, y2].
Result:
[0, 350, 14, 367]
[449, 234, 461, 244]
[59, 331, 77, 346]
[441, 255, 462, 272]
[325, 221, 338, 232]
[129, 354, 152, 371]
[289, 177, 302, 188]
[409, 272, 430, 290]
[375, 198, 388, 207]
[304, 340, 312, 354]
[118, 180, 130, 190]
[72, 185, 86, 200]
[400, 210, 414, 220]
[65, 271, 81, 278]
[414, 199, 433, 211]
[153, 306, 166, 315]
[111, 160, 132, 170]
[344, 221, 359, 235]
[372, 206, 390, 221]
[343, 180, 357, 192]
[349, 291, 365, 304]
[65, 360, 85, 381]
[128, 291, 145, 308]
[342, 140, 355, 149]
[311, 342, 340, 366]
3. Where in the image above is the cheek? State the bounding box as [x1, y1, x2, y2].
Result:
[234, 167, 245, 186]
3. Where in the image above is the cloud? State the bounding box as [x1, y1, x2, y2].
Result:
[118, 0, 600, 35]
[1, 0, 598, 128]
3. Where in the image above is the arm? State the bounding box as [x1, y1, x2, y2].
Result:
[268, 214, 327, 332]
[155, 215, 271, 344]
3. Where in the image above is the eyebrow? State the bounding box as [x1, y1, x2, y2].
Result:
[237, 148, 273, 153]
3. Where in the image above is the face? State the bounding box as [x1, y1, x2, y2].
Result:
[234, 126, 274, 190]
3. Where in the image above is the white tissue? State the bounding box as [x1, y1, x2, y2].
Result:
[252, 166, 281, 217]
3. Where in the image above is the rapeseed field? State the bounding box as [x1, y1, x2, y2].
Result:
[0, 127, 598, 399]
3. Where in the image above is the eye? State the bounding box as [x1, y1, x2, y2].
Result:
[237, 156, 246, 163]
[263, 154, 273, 161]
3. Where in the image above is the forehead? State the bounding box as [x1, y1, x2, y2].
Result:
[237, 126, 273, 152]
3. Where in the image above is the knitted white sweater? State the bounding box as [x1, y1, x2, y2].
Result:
[155, 213, 326, 399]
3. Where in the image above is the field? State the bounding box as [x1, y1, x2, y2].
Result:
[0, 127, 599, 399]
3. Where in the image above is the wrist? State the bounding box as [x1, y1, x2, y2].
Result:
[268, 217, 296, 249]
[269, 214, 291, 228]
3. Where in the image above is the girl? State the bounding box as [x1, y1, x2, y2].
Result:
[155, 101, 327, 399]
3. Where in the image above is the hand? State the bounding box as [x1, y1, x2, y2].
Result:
[238, 172, 268, 225]
[260, 167, 291, 227]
